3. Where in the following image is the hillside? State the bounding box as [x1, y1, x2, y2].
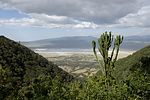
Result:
[0, 36, 149, 99]
[22, 35, 150, 51]
[115, 45, 150, 79]
[23, 36, 96, 49]
[0, 36, 73, 99]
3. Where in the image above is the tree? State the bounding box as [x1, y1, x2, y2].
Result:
[92, 31, 123, 87]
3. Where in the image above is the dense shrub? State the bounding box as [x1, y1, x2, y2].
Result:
[0, 36, 150, 100]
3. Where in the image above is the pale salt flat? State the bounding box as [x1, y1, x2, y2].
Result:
[36, 50, 134, 59]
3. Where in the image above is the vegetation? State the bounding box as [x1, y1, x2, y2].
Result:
[0, 34, 150, 100]
[114, 45, 150, 79]
[0, 36, 73, 99]
[92, 31, 123, 79]
[92, 31, 124, 98]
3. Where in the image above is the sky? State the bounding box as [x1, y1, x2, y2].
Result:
[0, 0, 150, 41]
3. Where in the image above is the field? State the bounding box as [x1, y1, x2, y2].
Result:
[38, 51, 133, 77]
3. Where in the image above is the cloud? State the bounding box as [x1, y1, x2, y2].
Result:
[118, 6, 150, 27]
[0, 0, 143, 24]
[0, 18, 37, 26]
[0, 0, 150, 29]
[29, 13, 74, 24]
[74, 22, 98, 29]
[0, 13, 99, 29]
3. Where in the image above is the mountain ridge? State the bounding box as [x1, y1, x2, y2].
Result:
[22, 35, 150, 51]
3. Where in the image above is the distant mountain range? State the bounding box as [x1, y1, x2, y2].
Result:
[22, 35, 150, 51]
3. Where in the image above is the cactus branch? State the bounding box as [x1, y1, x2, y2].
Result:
[92, 32, 123, 78]
[92, 40, 104, 73]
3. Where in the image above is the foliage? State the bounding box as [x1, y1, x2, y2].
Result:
[92, 32, 123, 95]
[125, 70, 150, 99]
[14, 73, 149, 100]
[0, 36, 73, 99]
[0, 36, 150, 100]
[92, 31, 123, 78]
[115, 45, 150, 80]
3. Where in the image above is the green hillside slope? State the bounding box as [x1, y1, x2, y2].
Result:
[0, 36, 73, 99]
[115, 45, 150, 80]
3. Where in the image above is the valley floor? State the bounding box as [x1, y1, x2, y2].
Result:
[37, 51, 134, 77]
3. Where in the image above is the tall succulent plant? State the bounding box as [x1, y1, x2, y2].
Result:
[92, 31, 123, 79]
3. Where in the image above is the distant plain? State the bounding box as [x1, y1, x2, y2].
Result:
[37, 50, 134, 77]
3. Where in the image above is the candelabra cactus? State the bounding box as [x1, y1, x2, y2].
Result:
[92, 31, 123, 79]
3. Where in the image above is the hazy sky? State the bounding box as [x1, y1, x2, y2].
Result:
[0, 0, 150, 41]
